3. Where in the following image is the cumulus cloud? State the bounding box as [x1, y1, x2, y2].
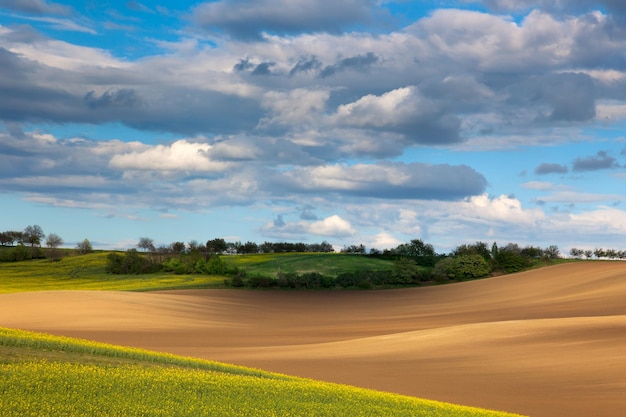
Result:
[3, 3, 626, 251]
[367, 232, 402, 250]
[109, 140, 233, 172]
[259, 88, 330, 128]
[261, 214, 356, 239]
[332, 86, 461, 144]
[274, 162, 487, 200]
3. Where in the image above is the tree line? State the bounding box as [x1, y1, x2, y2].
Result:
[0, 225, 92, 262]
[4, 225, 623, 289]
[104, 237, 568, 289]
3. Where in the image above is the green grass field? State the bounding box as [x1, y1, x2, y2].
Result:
[0, 328, 524, 417]
[223, 252, 394, 277]
[0, 251, 395, 293]
[0, 252, 225, 293]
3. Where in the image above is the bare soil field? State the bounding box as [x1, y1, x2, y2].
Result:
[1, 262, 625, 416]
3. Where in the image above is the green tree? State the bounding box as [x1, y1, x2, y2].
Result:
[392, 258, 421, 284]
[206, 238, 227, 254]
[106, 249, 160, 274]
[205, 255, 228, 275]
[493, 250, 529, 273]
[435, 255, 491, 281]
[341, 244, 366, 254]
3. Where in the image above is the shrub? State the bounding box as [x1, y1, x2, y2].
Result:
[435, 255, 491, 281]
[493, 251, 530, 273]
[105, 249, 161, 274]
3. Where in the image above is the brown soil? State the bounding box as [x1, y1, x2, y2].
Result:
[1, 261, 625, 416]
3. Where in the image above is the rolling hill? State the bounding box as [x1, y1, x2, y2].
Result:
[1, 261, 625, 416]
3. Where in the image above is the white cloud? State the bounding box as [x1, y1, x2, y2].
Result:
[334, 86, 417, 128]
[109, 139, 233, 172]
[309, 215, 356, 237]
[261, 214, 356, 239]
[460, 194, 546, 225]
[259, 88, 329, 128]
[367, 231, 402, 250]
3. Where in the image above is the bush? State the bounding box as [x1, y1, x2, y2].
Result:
[493, 251, 530, 273]
[435, 255, 491, 281]
[105, 249, 161, 274]
[392, 258, 421, 284]
[230, 276, 244, 287]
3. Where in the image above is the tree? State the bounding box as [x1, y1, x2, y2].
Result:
[46, 233, 63, 248]
[137, 237, 155, 252]
[491, 242, 499, 258]
[0, 232, 12, 246]
[240, 241, 259, 254]
[23, 225, 45, 259]
[170, 241, 186, 255]
[569, 248, 583, 259]
[392, 258, 421, 284]
[493, 250, 529, 273]
[206, 238, 227, 254]
[454, 241, 491, 261]
[45, 233, 63, 261]
[319, 241, 334, 253]
[395, 239, 436, 257]
[341, 244, 366, 254]
[76, 239, 93, 254]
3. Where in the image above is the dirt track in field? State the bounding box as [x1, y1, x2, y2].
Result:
[1, 261, 626, 416]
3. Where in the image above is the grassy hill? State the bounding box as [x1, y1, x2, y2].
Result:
[222, 252, 395, 277]
[0, 251, 396, 293]
[0, 252, 224, 293]
[0, 327, 523, 417]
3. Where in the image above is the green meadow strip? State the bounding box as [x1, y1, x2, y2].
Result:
[0, 253, 225, 293]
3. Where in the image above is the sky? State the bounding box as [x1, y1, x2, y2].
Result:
[1, 0, 626, 253]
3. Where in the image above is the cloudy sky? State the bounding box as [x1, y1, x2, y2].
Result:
[1, 0, 626, 253]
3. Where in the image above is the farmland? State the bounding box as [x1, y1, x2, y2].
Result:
[1, 255, 626, 416]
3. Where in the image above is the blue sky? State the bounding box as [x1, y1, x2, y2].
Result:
[1, 0, 626, 253]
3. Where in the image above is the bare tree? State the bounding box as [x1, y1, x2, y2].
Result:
[76, 238, 93, 254]
[137, 237, 155, 253]
[45, 233, 63, 261]
[23, 225, 45, 259]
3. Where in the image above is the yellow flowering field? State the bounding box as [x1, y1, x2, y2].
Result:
[0, 328, 524, 417]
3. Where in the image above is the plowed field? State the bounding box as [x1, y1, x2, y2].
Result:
[2, 262, 625, 416]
